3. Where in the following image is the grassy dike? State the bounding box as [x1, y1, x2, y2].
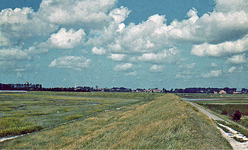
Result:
[0, 94, 232, 149]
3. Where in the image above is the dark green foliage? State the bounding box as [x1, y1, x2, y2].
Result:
[197, 103, 248, 127]
[215, 122, 230, 133]
[232, 110, 242, 121]
[221, 109, 228, 115]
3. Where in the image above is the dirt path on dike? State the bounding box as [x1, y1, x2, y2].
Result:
[188, 102, 248, 150]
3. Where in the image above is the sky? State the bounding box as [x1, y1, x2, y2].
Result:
[0, 0, 248, 89]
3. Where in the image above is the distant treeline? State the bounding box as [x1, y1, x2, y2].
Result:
[0, 83, 91, 92]
[42, 87, 90, 92]
[171, 87, 245, 94]
[1, 83, 248, 94]
[0, 83, 42, 91]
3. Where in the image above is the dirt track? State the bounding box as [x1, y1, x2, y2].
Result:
[188, 102, 227, 122]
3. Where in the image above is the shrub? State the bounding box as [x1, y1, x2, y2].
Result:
[232, 110, 242, 121]
[221, 109, 228, 115]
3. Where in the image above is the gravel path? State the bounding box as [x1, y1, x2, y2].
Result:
[187, 101, 248, 150]
[188, 102, 227, 122]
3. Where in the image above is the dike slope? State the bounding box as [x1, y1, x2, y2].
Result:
[1, 94, 231, 149]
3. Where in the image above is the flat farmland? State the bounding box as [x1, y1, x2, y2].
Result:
[0, 91, 161, 138]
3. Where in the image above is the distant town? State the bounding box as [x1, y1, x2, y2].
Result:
[1, 82, 248, 94]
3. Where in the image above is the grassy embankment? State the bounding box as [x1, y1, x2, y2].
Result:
[0, 91, 161, 137]
[1, 93, 231, 149]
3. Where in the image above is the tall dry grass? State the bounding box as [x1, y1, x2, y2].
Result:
[1, 94, 231, 149]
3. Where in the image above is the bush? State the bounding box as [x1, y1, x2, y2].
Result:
[221, 109, 228, 115]
[232, 110, 242, 121]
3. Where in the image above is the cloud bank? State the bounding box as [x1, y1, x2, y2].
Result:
[1, 0, 248, 86]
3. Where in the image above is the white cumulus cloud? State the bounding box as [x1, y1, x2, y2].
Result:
[228, 66, 243, 73]
[38, 0, 116, 28]
[113, 63, 133, 71]
[227, 54, 247, 64]
[0, 46, 46, 71]
[0, 7, 58, 40]
[201, 70, 223, 78]
[214, 0, 248, 13]
[109, 6, 131, 23]
[106, 14, 168, 54]
[175, 70, 194, 79]
[191, 35, 248, 57]
[108, 54, 126, 61]
[49, 56, 91, 70]
[46, 28, 86, 49]
[125, 71, 137, 76]
[137, 48, 178, 63]
[228, 66, 237, 73]
[168, 7, 248, 44]
[0, 48, 30, 61]
[150, 65, 164, 72]
[92, 47, 106, 55]
[178, 63, 196, 69]
[0, 32, 10, 47]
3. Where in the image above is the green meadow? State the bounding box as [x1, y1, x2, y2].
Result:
[0, 91, 159, 137]
[1, 92, 231, 149]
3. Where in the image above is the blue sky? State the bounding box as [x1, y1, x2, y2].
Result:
[0, 0, 248, 89]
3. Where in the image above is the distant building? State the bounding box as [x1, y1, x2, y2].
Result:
[152, 88, 162, 93]
[134, 88, 146, 92]
[233, 91, 241, 94]
[219, 90, 226, 94]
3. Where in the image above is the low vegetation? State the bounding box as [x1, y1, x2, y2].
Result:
[216, 120, 248, 139]
[1, 93, 231, 149]
[183, 93, 248, 128]
[0, 117, 43, 137]
[1, 91, 157, 138]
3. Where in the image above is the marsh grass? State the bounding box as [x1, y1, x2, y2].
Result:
[64, 115, 84, 121]
[1, 94, 232, 149]
[0, 92, 155, 137]
[0, 117, 43, 137]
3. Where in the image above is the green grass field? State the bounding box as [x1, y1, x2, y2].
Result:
[0, 92, 231, 149]
[0, 91, 161, 137]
